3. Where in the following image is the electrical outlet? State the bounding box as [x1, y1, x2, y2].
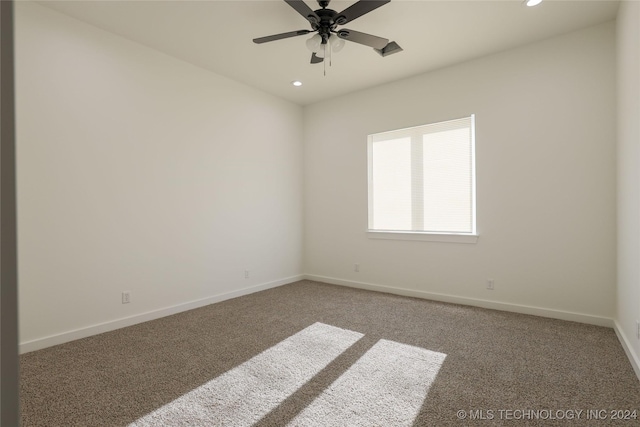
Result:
[244, 270, 250, 279]
[122, 291, 131, 304]
[486, 279, 494, 290]
[354, 263, 360, 272]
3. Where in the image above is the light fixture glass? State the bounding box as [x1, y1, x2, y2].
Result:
[315, 44, 326, 58]
[330, 35, 345, 53]
[525, 0, 542, 6]
[305, 34, 322, 52]
[291, 81, 302, 87]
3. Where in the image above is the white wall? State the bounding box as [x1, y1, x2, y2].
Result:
[15, 2, 303, 350]
[616, 0, 640, 373]
[304, 22, 617, 323]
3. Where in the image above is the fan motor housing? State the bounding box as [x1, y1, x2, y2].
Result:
[311, 8, 342, 34]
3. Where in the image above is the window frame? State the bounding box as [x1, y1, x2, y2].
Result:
[366, 115, 478, 244]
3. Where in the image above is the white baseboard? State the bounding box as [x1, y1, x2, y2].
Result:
[19, 275, 304, 354]
[303, 274, 614, 327]
[23, 273, 639, 383]
[613, 320, 640, 381]
[305, 274, 640, 381]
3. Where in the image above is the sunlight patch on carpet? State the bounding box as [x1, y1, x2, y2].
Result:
[129, 322, 363, 427]
[287, 339, 446, 427]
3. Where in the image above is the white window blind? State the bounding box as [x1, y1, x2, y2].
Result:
[368, 115, 476, 235]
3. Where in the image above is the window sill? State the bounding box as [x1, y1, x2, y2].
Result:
[367, 230, 479, 244]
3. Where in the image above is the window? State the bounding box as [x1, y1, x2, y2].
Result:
[367, 115, 476, 242]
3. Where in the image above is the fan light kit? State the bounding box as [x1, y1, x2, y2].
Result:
[253, 0, 402, 72]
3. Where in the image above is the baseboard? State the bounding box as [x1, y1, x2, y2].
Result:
[21, 273, 618, 355]
[613, 320, 640, 381]
[19, 275, 304, 354]
[303, 274, 613, 328]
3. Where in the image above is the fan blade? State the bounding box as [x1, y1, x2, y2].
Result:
[374, 41, 403, 57]
[336, 29, 388, 50]
[310, 53, 324, 64]
[285, 0, 320, 25]
[335, 0, 390, 25]
[253, 29, 311, 44]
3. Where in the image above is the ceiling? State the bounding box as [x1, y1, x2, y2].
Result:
[36, 0, 619, 106]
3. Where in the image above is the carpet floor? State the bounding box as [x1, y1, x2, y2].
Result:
[20, 280, 640, 426]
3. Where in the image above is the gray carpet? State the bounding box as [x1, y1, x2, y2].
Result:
[20, 280, 640, 426]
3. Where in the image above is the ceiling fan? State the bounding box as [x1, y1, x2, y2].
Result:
[253, 0, 402, 64]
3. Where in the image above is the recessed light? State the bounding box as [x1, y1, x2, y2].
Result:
[525, 0, 542, 6]
[292, 81, 303, 87]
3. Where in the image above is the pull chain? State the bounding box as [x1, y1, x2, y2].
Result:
[322, 42, 333, 76]
[323, 44, 326, 76]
